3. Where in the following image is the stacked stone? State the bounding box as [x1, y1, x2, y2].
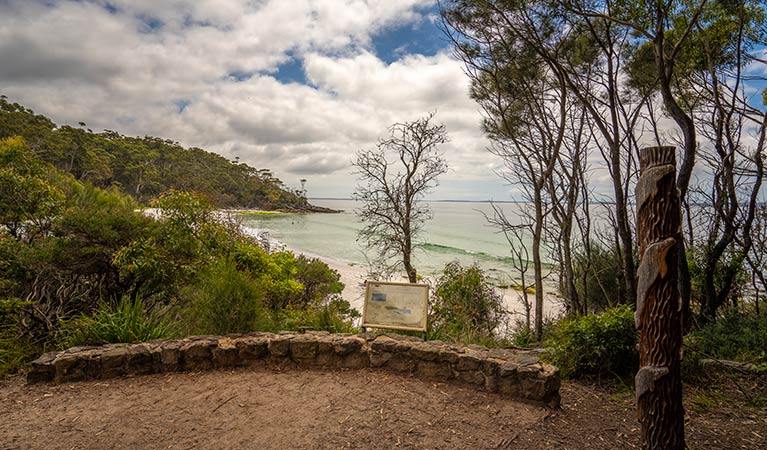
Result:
[27, 331, 561, 407]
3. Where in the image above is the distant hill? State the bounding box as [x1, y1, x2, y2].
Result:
[0, 96, 317, 210]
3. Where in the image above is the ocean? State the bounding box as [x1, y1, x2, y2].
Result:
[240, 198, 547, 287]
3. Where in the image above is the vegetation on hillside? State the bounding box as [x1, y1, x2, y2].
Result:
[0, 96, 308, 210]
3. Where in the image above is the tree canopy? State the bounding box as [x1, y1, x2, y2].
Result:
[0, 96, 307, 210]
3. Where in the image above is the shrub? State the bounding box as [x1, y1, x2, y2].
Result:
[293, 255, 345, 308]
[0, 298, 38, 376]
[181, 258, 270, 335]
[276, 296, 359, 334]
[59, 297, 176, 347]
[429, 262, 506, 344]
[686, 308, 767, 363]
[543, 305, 638, 379]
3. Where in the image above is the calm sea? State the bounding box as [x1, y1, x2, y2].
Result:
[240, 198, 545, 285]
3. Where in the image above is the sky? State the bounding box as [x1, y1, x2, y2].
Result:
[0, 0, 512, 201]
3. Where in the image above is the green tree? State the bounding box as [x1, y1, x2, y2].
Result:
[0, 136, 65, 241]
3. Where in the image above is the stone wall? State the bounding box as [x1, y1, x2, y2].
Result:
[27, 332, 561, 407]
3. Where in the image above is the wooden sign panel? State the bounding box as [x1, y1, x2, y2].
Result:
[362, 281, 429, 332]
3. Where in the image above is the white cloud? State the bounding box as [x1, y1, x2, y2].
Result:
[0, 0, 512, 199]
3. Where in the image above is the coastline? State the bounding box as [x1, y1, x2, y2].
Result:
[277, 240, 565, 330]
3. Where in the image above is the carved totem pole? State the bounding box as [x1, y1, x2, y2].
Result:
[635, 146, 685, 449]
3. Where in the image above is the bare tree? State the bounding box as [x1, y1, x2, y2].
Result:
[352, 113, 448, 283]
[486, 203, 534, 331]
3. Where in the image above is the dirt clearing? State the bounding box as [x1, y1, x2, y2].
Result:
[1, 367, 764, 449]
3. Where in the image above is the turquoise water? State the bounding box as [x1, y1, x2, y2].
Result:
[240, 199, 542, 283]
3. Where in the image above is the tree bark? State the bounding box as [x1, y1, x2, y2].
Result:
[635, 146, 685, 449]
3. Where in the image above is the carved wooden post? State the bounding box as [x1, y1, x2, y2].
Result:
[635, 146, 685, 449]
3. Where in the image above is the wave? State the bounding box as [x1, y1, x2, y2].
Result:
[418, 242, 555, 268]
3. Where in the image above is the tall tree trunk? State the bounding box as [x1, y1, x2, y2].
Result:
[403, 233, 417, 283]
[635, 146, 685, 449]
[533, 192, 545, 341]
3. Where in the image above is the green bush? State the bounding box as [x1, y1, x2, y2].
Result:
[276, 296, 359, 334]
[181, 258, 270, 335]
[543, 305, 638, 379]
[0, 298, 38, 376]
[429, 262, 506, 344]
[686, 308, 767, 363]
[59, 297, 176, 347]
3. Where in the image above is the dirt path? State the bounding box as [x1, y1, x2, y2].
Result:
[1, 367, 765, 449]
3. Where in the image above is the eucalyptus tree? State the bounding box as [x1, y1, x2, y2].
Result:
[443, 4, 577, 338]
[678, 0, 767, 322]
[352, 113, 448, 283]
[563, 0, 767, 324]
[442, 0, 646, 311]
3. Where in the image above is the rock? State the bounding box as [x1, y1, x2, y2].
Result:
[54, 353, 88, 382]
[22, 331, 561, 407]
[416, 360, 451, 380]
[456, 354, 482, 372]
[369, 351, 392, 368]
[27, 352, 57, 384]
[290, 337, 318, 362]
[410, 345, 440, 361]
[333, 336, 363, 356]
[213, 338, 241, 367]
[236, 336, 268, 363]
[127, 344, 154, 375]
[387, 353, 416, 373]
[182, 339, 215, 370]
[268, 335, 292, 357]
[159, 340, 184, 370]
[457, 370, 485, 386]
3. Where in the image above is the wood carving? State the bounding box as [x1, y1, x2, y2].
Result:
[635, 146, 685, 449]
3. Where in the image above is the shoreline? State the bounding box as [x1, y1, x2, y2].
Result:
[278, 241, 565, 331]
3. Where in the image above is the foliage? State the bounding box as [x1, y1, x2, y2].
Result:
[181, 258, 270, 335]
[59, 297, 177, 347]
[573, 244, 625, 312]
[0, 298, 38, 376]
[0, 136, 65, 241]
[293, 254, 345, 309]
[429, 262, 506, 343]
[687, 244, 748, 318]
[353, 113, 448, 282]
[686, 308, 767, 364]
[276, 297, 359, 334]
[543, 305, 638, 380]
[0, 97, 306, 210]
[508, 317, 557, 348]
[0, 137, 351, 375]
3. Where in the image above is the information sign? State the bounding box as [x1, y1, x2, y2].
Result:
[362, 281, 429, 332]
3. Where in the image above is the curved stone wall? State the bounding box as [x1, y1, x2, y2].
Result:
[27, 331, 561, 407]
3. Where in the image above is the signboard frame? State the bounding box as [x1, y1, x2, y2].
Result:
[361, 280, 429, 333]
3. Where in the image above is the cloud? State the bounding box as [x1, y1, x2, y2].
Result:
[0, 0, 514, 199]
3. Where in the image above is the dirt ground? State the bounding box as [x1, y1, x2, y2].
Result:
[1, 366, 765, 450]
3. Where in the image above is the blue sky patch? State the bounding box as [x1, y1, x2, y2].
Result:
[273, 54, 308, 85]
[371, 5, 449, 63]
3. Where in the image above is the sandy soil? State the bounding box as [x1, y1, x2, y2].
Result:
[2, 367, 764, 450]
